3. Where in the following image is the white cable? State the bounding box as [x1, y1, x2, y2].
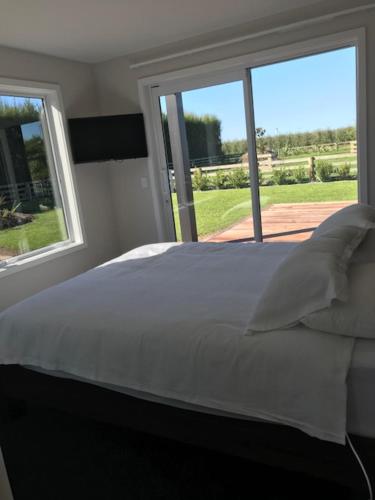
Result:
[347, 433, 373, 500]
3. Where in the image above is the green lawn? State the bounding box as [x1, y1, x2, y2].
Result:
[0, 209, 68, 256]
[172, 180, 357, 239]
[0, 181, 358, 254]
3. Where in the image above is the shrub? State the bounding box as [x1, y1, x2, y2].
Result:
[0, 197, 33, 230]
[257, 170, 264, 186]
[222, 139, 247, 155]
[227, 167, 249, 189]
[192, 168, 210, 191]
[271, 168, 296, 185]
[294, 166, 308, 184]
[262, 178, 275, 186]
[335, 162, 351, 180]
[315, 160, 334, 182]
[211, 171, 229, 190]
[18, 199, 42, 214]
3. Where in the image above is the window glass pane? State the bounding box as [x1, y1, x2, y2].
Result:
[181, 82, 251, 242]
[251, 47, 358, 242]
[160, 82, 252, 242]
[0, 95, 68, 262]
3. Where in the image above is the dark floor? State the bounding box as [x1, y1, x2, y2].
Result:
[1, 408, 355, 500]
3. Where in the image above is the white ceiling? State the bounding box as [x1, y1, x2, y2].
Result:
[0, 0, 329, 64]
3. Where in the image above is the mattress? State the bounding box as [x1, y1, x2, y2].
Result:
[29, 337, 375, 439]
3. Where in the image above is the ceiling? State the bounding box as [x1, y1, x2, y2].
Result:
[0, 0, 332, 64]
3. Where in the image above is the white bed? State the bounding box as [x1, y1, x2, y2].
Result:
[0, 241, 361, 444]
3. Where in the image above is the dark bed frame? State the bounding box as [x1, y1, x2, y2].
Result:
[0, 365, 374, 498]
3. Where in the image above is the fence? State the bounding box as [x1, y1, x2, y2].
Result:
[168, 141, 357, 172]
[0, 179, 53, 205]
[167, 153, 243, 170]
[170, 150, 357, 181]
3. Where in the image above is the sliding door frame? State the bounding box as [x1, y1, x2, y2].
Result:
[139, 28, 367, 242]
[165, 93, 198, 241]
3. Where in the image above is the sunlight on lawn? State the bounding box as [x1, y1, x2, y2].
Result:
[172, 180, 357, 240]
[0, 209, 68, 259]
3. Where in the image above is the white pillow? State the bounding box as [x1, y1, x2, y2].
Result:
[302, 262, 375, 338]
[311, 203, 375, 239]
[246, 225, 370, 334]
[351, 228, 375, 264]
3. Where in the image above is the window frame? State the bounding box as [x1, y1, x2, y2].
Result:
[0, 77, 85, 277]
[138, 28, 367, 242]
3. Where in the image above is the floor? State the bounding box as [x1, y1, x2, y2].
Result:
[1, 408, 354, 500]
[205, 201, 353, 243]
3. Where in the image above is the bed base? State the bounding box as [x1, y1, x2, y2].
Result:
[0, 365, 373, 498]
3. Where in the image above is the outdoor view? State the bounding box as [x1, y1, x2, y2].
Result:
[161, 46, 358, 242]
[0, 96, 67, 262]
[0, 47, 357, 262]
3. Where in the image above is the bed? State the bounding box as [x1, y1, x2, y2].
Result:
[1, 204, 375, 497]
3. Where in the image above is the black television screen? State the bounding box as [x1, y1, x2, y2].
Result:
[68, 113, 148, 164]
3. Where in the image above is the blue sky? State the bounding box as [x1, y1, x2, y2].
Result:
[21, 121, 43, 140]
[177, 46, 356, 141]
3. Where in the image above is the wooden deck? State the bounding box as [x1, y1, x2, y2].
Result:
[0, 249, 15, 262]
[204, 201, 353, 243]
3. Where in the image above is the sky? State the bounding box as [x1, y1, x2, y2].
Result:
[167, 46, 357, 141]
[21, 121, 43, 140]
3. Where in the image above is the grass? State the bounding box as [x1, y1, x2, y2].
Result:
[172, 180, 357, 239]
[0, 209, 68, 256]
[0, 181, 358, 253]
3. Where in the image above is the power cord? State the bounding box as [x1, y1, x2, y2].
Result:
[347, 433, 373, 500]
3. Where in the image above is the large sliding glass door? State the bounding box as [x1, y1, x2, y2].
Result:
[153, 44, 359, 244]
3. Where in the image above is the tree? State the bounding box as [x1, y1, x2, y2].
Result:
[24, 135, 49, 180]
[0, 98, 40, 123]
[256, 127, 267, 154]
[162, 112, 222, 165]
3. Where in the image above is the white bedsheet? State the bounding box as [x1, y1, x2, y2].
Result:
[0, 242, 354, 444]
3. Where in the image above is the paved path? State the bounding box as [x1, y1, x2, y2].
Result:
[204, 201, 353, 243]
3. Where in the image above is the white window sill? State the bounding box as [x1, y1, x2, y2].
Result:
[0, 240, 86, 280]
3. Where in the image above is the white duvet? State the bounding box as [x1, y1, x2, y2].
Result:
[0, 242, 354, 444]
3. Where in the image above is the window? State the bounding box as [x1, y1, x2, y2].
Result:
[141, 30, 366, 244]
[0, 80, 83, 272]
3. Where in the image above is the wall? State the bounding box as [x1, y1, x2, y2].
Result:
[93, 59, 159, 252]
[92, 4, 375, 252]
[0, 47, 120, 311]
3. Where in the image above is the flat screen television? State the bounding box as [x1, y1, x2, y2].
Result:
[68, 113, 148, 164]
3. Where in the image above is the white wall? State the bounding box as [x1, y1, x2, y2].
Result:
[93, 59, 159, 252]
[0, 47, 120, 311]
[92, 6, 375, 250]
